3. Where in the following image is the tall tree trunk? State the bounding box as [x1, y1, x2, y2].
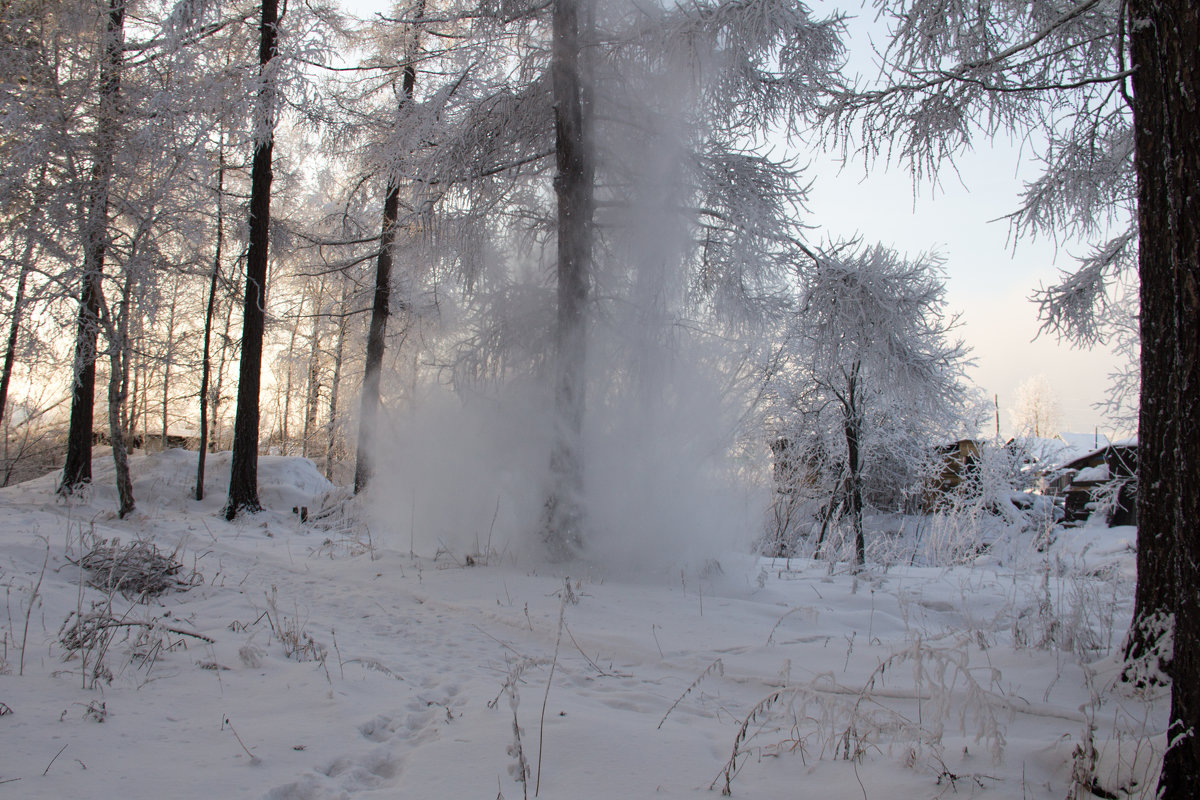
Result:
[160, 276, 179, 450]
[211, 261, 240, 452]
[0, 240, 32, 429]
[1123, 0, 1176, 684]
[225, 0, 278, 519]
[354, 4, 422, 494]
[107, 274, 134, 517]
[540, 0, 594, 560]
[61, 0, 124, 494]
[123, 314, 141, 439]
[1130, 0, 1200, 795]
[280, 292, 304, 455]
[302, 281, 325, 458]
[842, 361, 864, 568]
[325, 278, 350, 482]
[197, 143, 225, 500]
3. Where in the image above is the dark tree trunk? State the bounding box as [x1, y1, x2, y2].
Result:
[197, 144, 225, 500]
[354, 9, 422, 494]
[0, 242, 31, 429]
[1129, 0, 1200, 794]
[353, 183, 398, 494]
[842, 361, 864, 568]
[61, 0, 124, 494]
[1124, 1, 1175, 674]
[225, 0, 278, 519]
[540, 0, 594, 560]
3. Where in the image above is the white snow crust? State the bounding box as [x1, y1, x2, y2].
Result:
[0, 452, 1168, 798]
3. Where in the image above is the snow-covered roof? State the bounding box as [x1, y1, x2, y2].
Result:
[1056, 431, 1111, 452]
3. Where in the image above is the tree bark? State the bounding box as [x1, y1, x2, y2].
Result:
[225, 0, 278, 519]
[196, 143, 225, 500]
[1123, 0, 1176, 684]
[61, 0, 124, 494]
[354, 5, 422, 494]
[540, 0, 594, 560]
[1129, 0, 1200, 794]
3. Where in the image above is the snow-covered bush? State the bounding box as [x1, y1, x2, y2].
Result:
[759, 246, 976, 564]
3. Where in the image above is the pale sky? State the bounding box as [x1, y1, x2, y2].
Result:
[801, 140, 1128, 441]
[798, 3, 1131, 442]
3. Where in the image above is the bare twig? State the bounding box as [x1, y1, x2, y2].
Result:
[562, 619, 629, 678]
[535, 603, 566, 796]
[43, 743, 68, 776]
[223, 717, 259, 763]
[659, 658, 724, 729]
[19, 540, 48, 676]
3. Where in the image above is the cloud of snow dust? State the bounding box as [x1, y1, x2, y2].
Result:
[363, 379, 555, 562]
[361, 328, 769, 573]
[579, 327, 769, 572]
[362, 21, 775, 576]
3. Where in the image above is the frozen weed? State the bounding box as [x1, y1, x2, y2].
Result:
[262, 587, 327, 663]
[715, 635, 1010, 795]
[75, 538, 200, 600]
[659, 658, 724, 729]
[1010, 555, 1127, 660]
[59, 604, 214, 688]
[490, 656, 542, 800]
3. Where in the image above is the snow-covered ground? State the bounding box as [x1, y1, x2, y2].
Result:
[0, 451, 1167, 798]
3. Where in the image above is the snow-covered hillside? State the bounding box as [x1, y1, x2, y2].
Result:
[0, 452, 1167, 798]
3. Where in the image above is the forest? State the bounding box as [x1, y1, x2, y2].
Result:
[0, 0, 1198, 796]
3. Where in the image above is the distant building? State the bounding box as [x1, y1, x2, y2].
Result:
[922, 439, 983, 510]
[1055, 431, 1112, 456]
[1053, 443, 1137, 526]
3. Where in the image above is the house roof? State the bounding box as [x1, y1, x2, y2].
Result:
[1056, 432, 1111, 452]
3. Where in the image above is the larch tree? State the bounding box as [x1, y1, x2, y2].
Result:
[539, 0, 593, 558]
[1011, 374, 1061, 439]
[60, 0, 126, 494]
[352, 0, 425, 495]
[351, 0, 846, 557]
[224, 0, 280, 518]
[1131, 0, 1200, 791]
[774, 245, 970, 567]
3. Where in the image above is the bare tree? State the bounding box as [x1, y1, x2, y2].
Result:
[225, 0, 280, 519]
[353, 0, 423, 494]
[772, 245, 970, 567]
[61, 0, 126, 495]
[538, 0, 594, 559]
[1010, 374, 1061, 438]
[822, 0, 1199, 789]
[196, 140, 226, 499]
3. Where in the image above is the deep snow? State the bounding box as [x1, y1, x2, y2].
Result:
[0, 450, 1168, 798]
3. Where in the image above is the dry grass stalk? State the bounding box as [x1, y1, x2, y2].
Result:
[75, 539, 199, 599]
[659, 658, 724, 729]
[713, 635, 1010, 795]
